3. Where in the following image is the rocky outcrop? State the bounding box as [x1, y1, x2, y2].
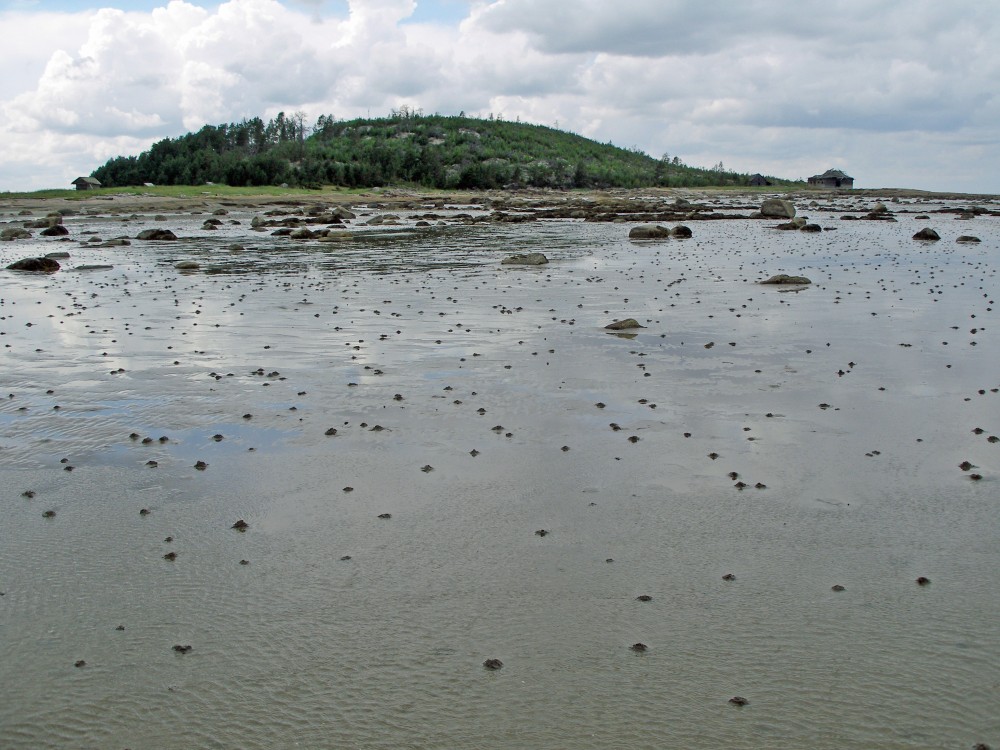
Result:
[760, 199, 795, 219]
[760, 274, 811, 285]
[912, 228, 940, 241]
[628, 224, 671, 239]
[7, 257, 60, 272]
[501, 252, 548, 265]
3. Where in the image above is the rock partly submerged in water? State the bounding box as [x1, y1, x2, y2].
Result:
[1, 227, 32, 241]
[175, 260, 200, 270]
[671, 225, 693, 238]
[501, 252, 548, 265]
[760, 199, 796, 219]
[956, 235, 981, 243]
[760, 274, 811, 285]
[7, 257, 60, 272]
[628, 224, 671, 239]
[605, 318, 645, 330]
[912, 227, 940, 241]
[137, 228, 178, 241]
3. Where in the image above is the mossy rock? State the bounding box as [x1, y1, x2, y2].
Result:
[628, 224, 670, 239]
[605, 318, 645, 330]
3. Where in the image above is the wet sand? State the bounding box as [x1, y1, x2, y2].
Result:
[1, 189, 998, 749]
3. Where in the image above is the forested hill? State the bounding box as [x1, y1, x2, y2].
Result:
[92, 111, 788, 190]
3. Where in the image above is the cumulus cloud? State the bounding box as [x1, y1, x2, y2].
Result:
[0, 0, 997, 192]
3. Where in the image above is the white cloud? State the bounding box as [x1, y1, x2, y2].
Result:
[0, 0, 997, 192]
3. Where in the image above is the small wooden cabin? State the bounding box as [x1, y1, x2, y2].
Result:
[72, 176, 102, 190]
[807, 169, 853, 188]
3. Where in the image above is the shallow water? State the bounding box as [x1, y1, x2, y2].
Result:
[1, 199, 998, 749]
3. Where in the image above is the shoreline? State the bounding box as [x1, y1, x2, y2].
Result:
[3, 185, 998, 215]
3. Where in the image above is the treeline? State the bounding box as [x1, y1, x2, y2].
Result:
[92, 110, 788, 190]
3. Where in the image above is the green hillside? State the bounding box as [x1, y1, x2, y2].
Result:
[92, 110, 791, 190]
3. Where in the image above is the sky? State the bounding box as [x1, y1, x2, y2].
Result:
[1, 0, 997, 193]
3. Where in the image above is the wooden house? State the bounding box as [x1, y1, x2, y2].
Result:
[807, 169, 853, 188]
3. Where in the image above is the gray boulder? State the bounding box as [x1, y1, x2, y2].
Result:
[671, 225, 693, 238]
[760, 199, 796, 219]
[629, 224, 670, 239]
[41, 224, 69, 236]
[956, 235, 981, 243]
[912, 228, 940, 241]
[501, 252, 548, 265]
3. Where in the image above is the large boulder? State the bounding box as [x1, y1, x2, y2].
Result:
[41, 224, 69, 237]
[760, 274, 811, 285]
[501, 252, 548, 265]
[137, 228, 178, 241]
[629, 224, 671, 239]
[1, 227, 32, 241]
[956, 235, 981, 244]
[7, 257, 60, 272]
[671, 225, 693, 238]
[912, 228, 940, 241]
[760, 199, 796, 219]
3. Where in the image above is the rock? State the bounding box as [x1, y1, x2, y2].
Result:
[501, 252, 548, 265]
[670, 225, 692, 238]
[956, 235, 981, 243]
[136, 228, 178, 241]
[729, 696, 749, 706]
[760, 274, 811, 285]
[7, 257, 60, 272]
[605, 318, 645, 330]
[482, 658, 503, 670]
[801, 224, 822, 232]
[45, 251, 70, 258]
[1, 227, 32, 241]
[289, 228, 315, 240]
[760, 199, 795, 218]
[628, 224, 670, 239]
[871, 202, 888, 214]
[912, 228, 940, 241]
[174, 261, 200, 270]
[72, 265, 114, 271]
[231, 519, 249, 531]
[40, 224, 69, 236]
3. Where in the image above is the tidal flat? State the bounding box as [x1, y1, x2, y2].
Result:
[1, 189, 998, 749]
